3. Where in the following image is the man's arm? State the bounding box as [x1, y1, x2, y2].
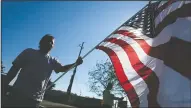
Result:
[5, 65, 20, 86]
[54, 63, 75, 72]
[54, 57, 83, 73]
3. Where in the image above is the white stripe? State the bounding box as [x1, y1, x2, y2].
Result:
[185, 1, 191, 4]
[157, 66, 191, 107]
[105, 35, 191, 107]
[153, 17, 191, 44]
[157, 1, 168, 9]
[108, 34, 164, 77]
[155, 1, 185, 28]
[99, 42, 149, 107]
[117, 17, 191, 46]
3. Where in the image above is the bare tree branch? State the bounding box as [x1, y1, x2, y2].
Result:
[88, 60, 125, 97]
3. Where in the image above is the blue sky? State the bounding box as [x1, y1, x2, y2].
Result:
[2, 1, 147, 98]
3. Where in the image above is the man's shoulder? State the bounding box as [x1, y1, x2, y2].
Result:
[23, 48, 36, 52]
[19, 48, 36, 55]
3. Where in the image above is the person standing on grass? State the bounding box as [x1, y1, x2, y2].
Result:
[4, 34, 83, 108]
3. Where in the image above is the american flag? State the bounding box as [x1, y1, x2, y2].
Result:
[96, 1, 191, 107]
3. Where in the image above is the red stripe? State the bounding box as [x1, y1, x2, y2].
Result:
[105, 38, 152, 78]
[114, 29, 191, 80]
[114, 30, 137, 38]
[97, 46, 140, 107]
[114, 30, 152, 55]
[163, 37, 191, 80]
[104, 38, 160, 107]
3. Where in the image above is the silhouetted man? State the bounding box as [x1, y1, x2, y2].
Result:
[103, 83, 123, 108]
[4, 34, 83, 108]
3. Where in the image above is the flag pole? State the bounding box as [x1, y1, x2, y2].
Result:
[45, 3, 149, 92]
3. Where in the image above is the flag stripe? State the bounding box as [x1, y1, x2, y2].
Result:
[157, 1, 168, 9]
[97, 1, 191, 107]
[97, 46, 140, 107]
[156, 0, 180, 17]
[119, 17, 191, 46]
[106, 34, 163, 77]
[105, 38, 153, 78]
[104, 38, 160, 107]
[103, 36, 163, 78]
[155, 3, 191, 35]
[161, 37, 191, 80]
[112, 29, 191, 79]
[101, 34, 191, 107]
[98, 42, 150, 107]
[155, 1, 185, 28]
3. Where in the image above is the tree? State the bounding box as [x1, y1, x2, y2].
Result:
[88, 60, 125, 97]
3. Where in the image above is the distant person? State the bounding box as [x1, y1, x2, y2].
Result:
[4, 34, 83, 108]
[103, 83, 123, 108]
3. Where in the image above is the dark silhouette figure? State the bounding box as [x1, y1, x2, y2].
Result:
[3, 34, 83, 108]
[102, 83, 123, 108]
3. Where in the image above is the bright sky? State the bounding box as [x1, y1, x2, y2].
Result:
[2, 1, 147, 99]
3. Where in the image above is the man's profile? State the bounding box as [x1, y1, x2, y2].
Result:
[4, 34, 83, 108]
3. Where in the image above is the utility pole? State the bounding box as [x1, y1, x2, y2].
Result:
[1, 61, 5, 73]
[67, 42, 85, 102]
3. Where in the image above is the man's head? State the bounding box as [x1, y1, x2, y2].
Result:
[39, 34, 55, 53]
